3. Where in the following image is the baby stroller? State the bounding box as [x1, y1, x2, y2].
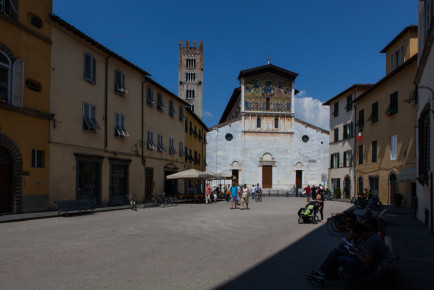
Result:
[298, 201, 320, 224]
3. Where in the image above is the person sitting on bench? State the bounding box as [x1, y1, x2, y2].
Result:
[307, 223, 387, 281]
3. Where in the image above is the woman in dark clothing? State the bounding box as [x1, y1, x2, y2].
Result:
[315, 189, 325, 221]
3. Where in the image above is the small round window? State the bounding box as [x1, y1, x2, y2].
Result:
[30, 15, 43, 29]
[26, 79, 42, 92]
[302, 135, 309, 143]
[225, 134, 233, 141]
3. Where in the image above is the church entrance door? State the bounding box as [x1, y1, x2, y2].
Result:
[232, 170, 239, 185]
[0, 147, 13, 214]
[262, 166, 272, 188]
[296, 170, 302, 189]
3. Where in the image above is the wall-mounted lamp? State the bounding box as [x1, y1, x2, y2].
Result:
[409, 85, 434, 117]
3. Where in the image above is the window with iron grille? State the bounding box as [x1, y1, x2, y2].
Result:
[82, 103, 100, 132]
[114, 113, 129, 138]
[169, 138, 177, 155]
[31, 150, 44, 168]
[368, 102, 378, 123]
[114, 70, 125, 96]
[147, 131, 156, 150]
[146, 86, 154, 106]
[334, 127, 339, 142]
[372, 141, 377, 163]
[359, 145, 363, 164]
[157, 134, 166, 153]
[83, 53, 96, 83]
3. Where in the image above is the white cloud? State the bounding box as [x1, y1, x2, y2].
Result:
[294, 91, 330, 131]
[203, 111, 213, 118]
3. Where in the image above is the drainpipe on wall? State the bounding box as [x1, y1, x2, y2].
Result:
[431, 171, 433, 234]
[104, 56, 110, 150]
[141, 80, 146, 166]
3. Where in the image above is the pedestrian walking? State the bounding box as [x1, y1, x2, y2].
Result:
[251, 184, 256, 200]
[305, 185, 311, 201]
[205, 183, 212, 204]
[230, 182, 238, 209]
[241, 184, 249, 209]
[315, 188, 325, 221]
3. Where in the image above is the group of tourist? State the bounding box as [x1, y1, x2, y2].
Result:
[223, 182, 262, 210]
[304, 184, 326, 221]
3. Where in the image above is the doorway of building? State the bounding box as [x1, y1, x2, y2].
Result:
[232, 169, 239, 185]
[389, 174, 397, 204]
[0, 147, 13, 214]
[343, 176, 351, 199]
[145, 168, 154, 201]
[164, 170, 178, 195]
[296, 170, 302, 189]
[262, 166, 272, 188]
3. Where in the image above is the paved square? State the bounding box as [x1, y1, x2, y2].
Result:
[0, 198, 351, 289]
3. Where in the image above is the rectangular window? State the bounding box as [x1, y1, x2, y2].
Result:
[368, 102, 378, 123]
[82, 103, 100, 132]
[185, 118, 188, 133]
[146, 131, 155, 150]
[31, 150, 45, 168]
[198, 129, 202, 141]
[333, 102, 339, 117]
[345, 94, 353, 111]
[114, 113, 129, 138]
[178, 141, 185, 157]
[169, 138, 177, 155]
[185, 146, 188, 162]
[190, 121, 193, 135]
[157, 93, 165, 111]
[169, 100, 176, 117]
[330, 153, 340, 169]
[157, 134, 166, 153]
[343, 150, 352, 167]
[114, 70, 125, 96]
[372, 140, 377, 163]
[194, 125, 197, 138]
[391, 47, 404, 71]
[189, 149, 193, 162]
[83, 53, 96, 83]
[257, 117, 261, 128]
[274, 117, 279, 129]
[343, 123, 353, 139]
[194, 151, 198, 165]
[146, 87, 154, 106]
[386, 91, 398, 116]
[390, 135, 397, 160]
[179, 106, 184, 121]
[334, 127, 339, 142]
[359, 145, 363, 165]
[357, 109, 364, 128]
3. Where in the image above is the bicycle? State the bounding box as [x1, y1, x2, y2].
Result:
[129, 194, 137, 211]
[255, 191, 263, 202]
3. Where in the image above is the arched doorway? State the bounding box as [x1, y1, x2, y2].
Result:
[343, 176, 351, 199]
[0, 146, 13, 213]
[390, 173, 397, 204]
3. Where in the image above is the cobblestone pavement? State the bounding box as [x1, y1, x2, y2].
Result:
[0, 199, 432, 290]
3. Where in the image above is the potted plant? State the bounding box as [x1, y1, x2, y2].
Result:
[334, 188, 341, 199]
[394, 193, 403, 207]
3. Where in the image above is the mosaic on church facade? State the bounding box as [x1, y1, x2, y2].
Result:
[244, 75, 292, 112]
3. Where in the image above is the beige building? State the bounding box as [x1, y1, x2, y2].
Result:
[49, 15, 189, 207]
[354, 26, 418, 206]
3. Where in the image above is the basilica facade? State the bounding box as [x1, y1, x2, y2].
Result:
[206, 64, 329, 190]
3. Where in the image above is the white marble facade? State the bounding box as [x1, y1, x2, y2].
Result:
[206, 64, 329, 190]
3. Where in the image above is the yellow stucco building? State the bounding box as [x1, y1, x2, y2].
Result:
[49, 15, 196, 207]
[354, 26, 418, 206]
[0, 0, 52, 213]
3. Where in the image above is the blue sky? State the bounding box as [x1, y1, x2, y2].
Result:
[53, 0, 417, 129]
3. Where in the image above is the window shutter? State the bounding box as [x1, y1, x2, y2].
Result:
[91, 105, 96, 120]
[12, 58, 24, 108]
[92, 56, 96, 82]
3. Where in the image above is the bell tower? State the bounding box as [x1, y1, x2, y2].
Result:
[178, 40, 203, 119]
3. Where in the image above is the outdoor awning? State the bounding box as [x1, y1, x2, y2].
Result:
[397, 167, 416, 182]
[166, 169, 215, 180]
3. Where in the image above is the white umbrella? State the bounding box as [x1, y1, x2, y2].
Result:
[217, 172, 233, 179]
[166, 169, 214, 180]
